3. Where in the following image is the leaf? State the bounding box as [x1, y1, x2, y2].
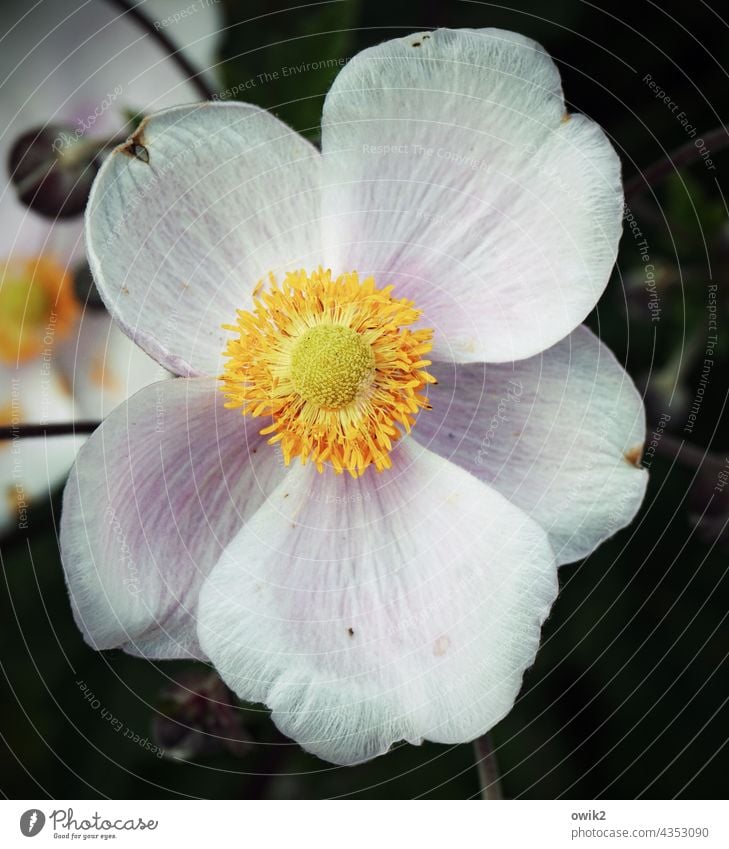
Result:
[219, 0, 362, 138]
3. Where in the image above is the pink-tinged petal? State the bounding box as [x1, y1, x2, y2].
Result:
[85, 102, 322, 377]
[321, 28, 622, 362]
[198, 439, 557, 765]
[413, 325, 647, 565]
[0, 361, 84, 534]
[57, 310, 168, 421]
[60, 376, 287, 659]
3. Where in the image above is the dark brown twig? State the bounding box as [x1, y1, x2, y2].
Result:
[652, 431, 710, 470]
[104, 0, 215, 101]
[0, 422, 100, 440]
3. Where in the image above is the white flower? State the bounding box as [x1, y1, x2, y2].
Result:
[61, 28, 647, 764]
[0, 0, 222, 532]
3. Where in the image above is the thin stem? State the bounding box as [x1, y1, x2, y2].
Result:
[0, 422, 100, 441]
[14, 131, 131, 199]
[653, 431, 709, 470]
[473, 733, 503, 799]
[624, 125, 729, 198]
[104, 0, 215, 101]
[58, 130, 131, 168]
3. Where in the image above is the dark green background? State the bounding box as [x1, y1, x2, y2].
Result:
[2, 0, 728, 799]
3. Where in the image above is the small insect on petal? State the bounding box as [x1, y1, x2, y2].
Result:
[119, 122, 151, 163]
[130, 143, 150, 163]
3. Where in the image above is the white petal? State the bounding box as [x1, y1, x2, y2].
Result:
[198, 439, 557, 765]
[413, 325, 647, 564]
[60, 376, 286, 658]
[321, 28, 622, 362]
[0, 361, 83, 534]
[85, 102, 321, 377]
[57, 310, 168, 421]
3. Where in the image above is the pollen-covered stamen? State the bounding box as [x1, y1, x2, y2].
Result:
[220, 268, 435, 478]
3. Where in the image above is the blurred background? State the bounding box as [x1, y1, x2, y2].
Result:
[1, 0, 728, 799]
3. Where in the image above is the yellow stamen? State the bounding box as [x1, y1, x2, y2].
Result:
[0, 255, 79, 363]
[220, 268, 436, 478]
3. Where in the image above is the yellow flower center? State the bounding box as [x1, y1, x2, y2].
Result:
[220, 268, 435, 478]
[0, 255, 79, 363]
[290, 324, 375, 409]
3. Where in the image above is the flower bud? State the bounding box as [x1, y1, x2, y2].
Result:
[8, 125, 102, 219]
[152, 669, 253, 760]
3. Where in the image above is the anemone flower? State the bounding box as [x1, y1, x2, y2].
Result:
[61, 28, 647, 764]
[0, 0, 221, 532]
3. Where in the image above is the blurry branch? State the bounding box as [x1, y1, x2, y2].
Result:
[625, 125, 729, 198]
[105, 0, 215, 101]
[652, 433, 729, 549]
[0, 422, 99, 440]
[652, 432, 710, 470]
[473, 733, 503, 800]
